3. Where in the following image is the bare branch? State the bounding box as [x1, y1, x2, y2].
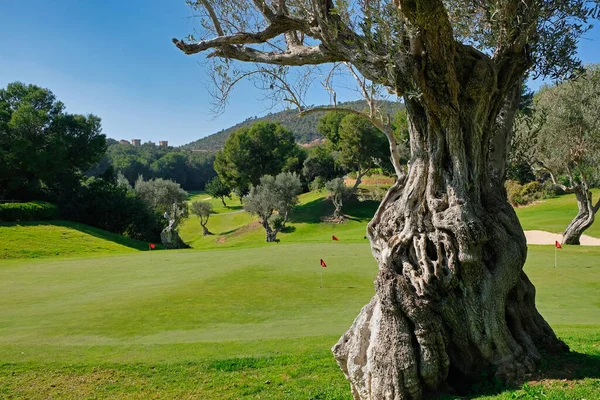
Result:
[198, 0, 224, 36]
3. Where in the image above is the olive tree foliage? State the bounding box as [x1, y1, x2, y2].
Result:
[244, 172, 302, 242]
[135, 177, 190, 248]
[325, 177, 349, 219]
[190, 201, 214, 235]
[134, 177, 188, 215]
[174, 1, 600, 398]
[517, 65, 600, 244]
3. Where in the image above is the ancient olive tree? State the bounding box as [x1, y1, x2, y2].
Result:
[528, 66, 600, 244]
[245, 172, 302, 242]
[190, 201, 214, 235]
[135, 177, 189, 248]
[174, 0, 598, 397]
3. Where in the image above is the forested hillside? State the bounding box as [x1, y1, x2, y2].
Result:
[181, 100, 404, 151]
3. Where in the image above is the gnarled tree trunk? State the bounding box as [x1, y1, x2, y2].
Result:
[333, 50, 567, 398]
[562, 183, 600, 245]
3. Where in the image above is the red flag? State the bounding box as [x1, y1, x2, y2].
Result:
[320, 259, 327, 268]
[555, 241, 562, 249]
[332, 235, 339, 241]
[150, 243, 156, 250]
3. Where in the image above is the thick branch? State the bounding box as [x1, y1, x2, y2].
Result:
[173, 15, 309, 55]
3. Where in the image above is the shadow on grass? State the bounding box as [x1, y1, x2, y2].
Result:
[1, 220, 150, 251]
[291, 197, 380, 224]
[434, 350, 600, 399]
[221, 204, 243, 212]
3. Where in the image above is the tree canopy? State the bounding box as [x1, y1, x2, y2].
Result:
[0, 82, 106, 200]
[245, 172, 302, 242]
[214, 121, 305, 195]
[514, 65, 600, 244]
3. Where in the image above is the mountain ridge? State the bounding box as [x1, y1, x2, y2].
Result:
[180, 100, 404, 151]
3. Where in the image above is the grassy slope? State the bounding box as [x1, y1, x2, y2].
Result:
[0, 220, 149, 260]
[515, 189, 600, 237]
[180, 190, 378, 250]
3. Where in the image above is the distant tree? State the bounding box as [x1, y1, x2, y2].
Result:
[214, 121, 302, 195]
[317, 112, 345, 144]
[302, 145, 340, 185]
[337, 114, 390, 191]
[116, 171, 132, 190]
[325, 178, 349, 219]
[318, 112, 391, 191]
[205, 176, 231, 207]
[62, 176, 162, 242]
[190, 201, 213, 236]
[0, 82, 106, 200]
[151, 152, 189, 186]
[244, 172, 302, 242]
[530, 66, 600, 244]
[134, 177, 188, 215]
[391, 109, 410, 166]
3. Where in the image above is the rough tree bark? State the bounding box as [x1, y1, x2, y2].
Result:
[332, 38, 566, 400]
[562, 183, 600, 245]
[172, 0, 575, 397]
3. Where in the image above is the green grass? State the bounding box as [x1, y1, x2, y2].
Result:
[0, 220, 150, 260]
[0, 244, 598, 399]
[181, 189, 378, 250]
[1, 188, 600, 398]
[515, 189, 600, 238]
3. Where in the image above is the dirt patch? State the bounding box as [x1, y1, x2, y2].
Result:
[344, 177, 395, 186]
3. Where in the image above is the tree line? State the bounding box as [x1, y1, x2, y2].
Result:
[0, 82, 192, 245]
[89, 141, 216, 191]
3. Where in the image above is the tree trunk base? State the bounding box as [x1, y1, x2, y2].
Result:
[333, 267, 568, 400]
[160, 227, 190, 249]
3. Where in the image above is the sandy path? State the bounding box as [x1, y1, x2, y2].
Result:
[524, 230, 600, 246]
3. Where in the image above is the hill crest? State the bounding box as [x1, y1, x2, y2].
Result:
[181, 100, 404, 151]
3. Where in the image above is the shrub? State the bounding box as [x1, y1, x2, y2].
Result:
[0, 201, 59, 222]
[309, 177, 326, 191]
[505, 180, 545, 206]
[63, 177, 163, 242]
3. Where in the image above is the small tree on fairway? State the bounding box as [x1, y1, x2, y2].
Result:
[190, 201, 213, 235]
[245, 172, 302, 242]
[325, 178, 349, 220]
[520, 65, 600, 244]
[205, 176, 230, 207]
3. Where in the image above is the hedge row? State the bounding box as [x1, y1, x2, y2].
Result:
[0, 201, 60, 222]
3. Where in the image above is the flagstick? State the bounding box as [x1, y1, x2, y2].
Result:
[554, 245, 557, 268]
[320, 266, 323, 288]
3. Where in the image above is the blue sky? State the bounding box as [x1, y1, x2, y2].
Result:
[1, 0, 599, 146]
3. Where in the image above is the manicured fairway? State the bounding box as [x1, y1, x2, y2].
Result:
[1, 243, 599, 399]
[1, 189, 600, 399]
[515, 189, 600, 238]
